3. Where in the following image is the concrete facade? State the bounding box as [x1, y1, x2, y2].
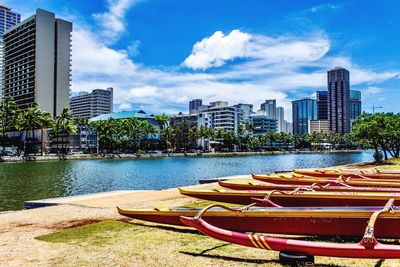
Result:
[0, 5, 20, 102]
[3, 9, 72, 117]
[70, 88, 113, 119]
[308, 120, 330, 134]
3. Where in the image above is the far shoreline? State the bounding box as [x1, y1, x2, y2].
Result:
[0, 149, 368, 163]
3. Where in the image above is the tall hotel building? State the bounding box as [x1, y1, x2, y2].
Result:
[70, 88, 113, 119]
[327, 67, 351, 133]
[0, 5, 21, 101]
[3, 9, 72, 117]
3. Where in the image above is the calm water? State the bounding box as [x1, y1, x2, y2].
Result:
[0, 151, 372, 211]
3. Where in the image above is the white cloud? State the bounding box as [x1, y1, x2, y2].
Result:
[93, 0, 137, 42]
[183, 30, 330, 70]
[183, 30, 251, 70]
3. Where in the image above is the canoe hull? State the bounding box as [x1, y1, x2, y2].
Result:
[218, 180, 400, 193]
[118, 207, 400, 238]
[178, 188, 400, 207]
[181, 217, 400, 259]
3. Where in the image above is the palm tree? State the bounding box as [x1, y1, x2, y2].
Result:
[16, 103, 47, 155]
[0, 97, 19, 153]
[161, 125, 176, 151]
[154, 114, 169, 131]
[54, 108, 76, 154]
[39, 111, 54, 156]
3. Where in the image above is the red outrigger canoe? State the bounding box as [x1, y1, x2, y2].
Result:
[252, 173, 400, 188]
[117, 204, 400, 238]
[178, 187, 400, 207]
[180, 199, 400, 258]
[294, 168, 400, 179]
[218, 179, 400, 193]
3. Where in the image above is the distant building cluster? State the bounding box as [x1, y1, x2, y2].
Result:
[292, 67, 362, 136]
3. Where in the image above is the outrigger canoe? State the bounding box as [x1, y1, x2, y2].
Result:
[180, 199, 400, 258]
[117, 205, 400, 238]
[252, 173, 400, 188]
[218, 179, 400, 193]
[178, 187, 400, 206]
[293, 168, 400, 179]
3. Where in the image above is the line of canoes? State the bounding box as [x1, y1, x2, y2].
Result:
[117, 168, 400, 260]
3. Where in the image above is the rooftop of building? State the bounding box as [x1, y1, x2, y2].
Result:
[90, 110, 154, 122]
[0, 4, 11, 11]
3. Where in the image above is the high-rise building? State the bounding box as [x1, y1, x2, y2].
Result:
[198, 101, 243, 132]
[350, 90, 362, 122]
[233, 103, 253, 120]
[189, 99, 202, 114]
[276, 106, 284, 132]
[3, 9, 72, 117]
[292, 98, 317, 136]
[0, 5, 21, 102]
[308, 120, 330, 134]
[251, 111, 277, 136]
[260, 99, 276, 119]
[316, 90, 328, 120]
[327, 67, 351, 133]
[70, 88, 113, 119]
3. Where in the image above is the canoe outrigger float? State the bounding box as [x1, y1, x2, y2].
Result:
[117, 203, 400, 238]
[178, 187, 400, 206]
[180, 199, 400, 258]
[294, 168, 400, 179]
[252, 173, 400, 187]
[218, 179, 400, 193]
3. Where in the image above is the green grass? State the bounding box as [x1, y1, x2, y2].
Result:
[36, 220, 130, 244]
[34, 219, 397, 266]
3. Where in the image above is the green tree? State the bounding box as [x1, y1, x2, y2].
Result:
[0, 97, 19, 153]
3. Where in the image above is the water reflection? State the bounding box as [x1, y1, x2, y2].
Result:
[0, 152, 372, 211]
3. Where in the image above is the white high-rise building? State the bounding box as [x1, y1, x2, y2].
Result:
[0, 5, 20, 102]
[3, 9, 72, 117]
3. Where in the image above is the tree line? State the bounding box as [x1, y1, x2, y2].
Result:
[4, 96, 398, 160]
[0, 97, 76, 155]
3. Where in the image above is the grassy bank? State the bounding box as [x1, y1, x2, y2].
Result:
[35, 219, 395, 267]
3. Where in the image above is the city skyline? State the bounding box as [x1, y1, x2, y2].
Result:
[6, 0, 400, 119]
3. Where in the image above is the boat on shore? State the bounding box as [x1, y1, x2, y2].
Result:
[218, 179, 400, 193]
[117, 205, 400, 238]
[178, 187, 400, 206]
[180, 199, 400, 259]
[252, 173, 400, 187]
[293, 168, 400, 179]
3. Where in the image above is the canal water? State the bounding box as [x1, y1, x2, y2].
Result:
[0, 151, 372, 211]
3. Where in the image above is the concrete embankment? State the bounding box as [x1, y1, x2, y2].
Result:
[0, 149, 365, 163]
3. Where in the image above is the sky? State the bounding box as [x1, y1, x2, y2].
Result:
[5, 0, 400, 121]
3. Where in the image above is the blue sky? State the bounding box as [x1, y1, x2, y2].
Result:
[7, 0, 400, 120]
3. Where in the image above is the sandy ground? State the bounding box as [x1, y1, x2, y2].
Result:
[0, 183, 217, 267]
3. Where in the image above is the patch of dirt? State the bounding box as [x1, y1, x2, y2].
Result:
[47, 219, 102, 231]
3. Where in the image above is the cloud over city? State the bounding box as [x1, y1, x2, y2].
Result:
[67, 3, 399, 120]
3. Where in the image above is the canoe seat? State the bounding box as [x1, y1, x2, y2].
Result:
[153, 205, 169, 211]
